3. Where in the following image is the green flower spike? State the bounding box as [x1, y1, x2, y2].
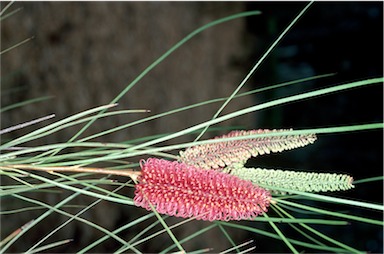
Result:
[225, 166, 354, 194]
[179, 129, 354, 194]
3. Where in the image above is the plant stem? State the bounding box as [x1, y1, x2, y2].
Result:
[3, 164, 141, 181]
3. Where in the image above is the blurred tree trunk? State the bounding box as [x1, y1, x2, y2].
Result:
[1, 2, 254, 252]
[1, 2, 254, 144]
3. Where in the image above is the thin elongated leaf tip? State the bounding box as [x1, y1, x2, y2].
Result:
[21, 220, 35, 230]
[108, 103, 118, 108]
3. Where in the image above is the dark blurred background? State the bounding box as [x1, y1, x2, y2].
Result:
[1, 1, 383, 253]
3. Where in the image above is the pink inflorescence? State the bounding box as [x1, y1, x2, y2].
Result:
[179, 129, 317, 169]
[134, 158, 271, 221]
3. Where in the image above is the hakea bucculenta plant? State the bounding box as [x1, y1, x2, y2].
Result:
[179, 129, 354, 193]
[179, 129, 317, 170]
[4, 129, 351, 220]
[5, 158, 271, 221]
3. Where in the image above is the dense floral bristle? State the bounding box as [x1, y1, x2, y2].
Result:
[134, 158, 271, 221]
[179, 129, 317, 169]
[227, 167, 354, 193]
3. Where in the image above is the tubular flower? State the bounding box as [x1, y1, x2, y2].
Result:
[134, 158, 271, 221]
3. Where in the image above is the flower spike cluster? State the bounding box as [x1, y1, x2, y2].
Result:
[134, 158, 271, 221]
[178, 129, 354, 195]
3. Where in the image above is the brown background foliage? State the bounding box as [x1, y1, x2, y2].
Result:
[1, 2, 255, 145]
[1, 2, 257, 252]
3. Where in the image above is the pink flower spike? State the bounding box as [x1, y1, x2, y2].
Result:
[134, 158, 271, 221]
